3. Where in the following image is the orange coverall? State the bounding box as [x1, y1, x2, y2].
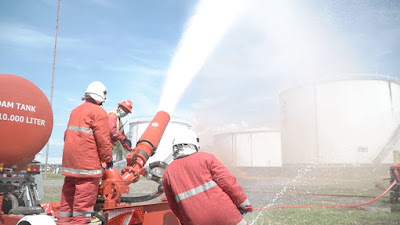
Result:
[59, 100, 113, 224]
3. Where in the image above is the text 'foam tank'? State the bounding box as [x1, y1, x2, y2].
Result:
[0, 74, 53, 168]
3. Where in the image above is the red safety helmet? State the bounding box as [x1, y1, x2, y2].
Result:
[118, 99, 133, 113]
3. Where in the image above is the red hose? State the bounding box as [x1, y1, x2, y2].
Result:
[254, 180, 397, 210]
[247, 190, 389, 199]
[244, 186, 374, 191]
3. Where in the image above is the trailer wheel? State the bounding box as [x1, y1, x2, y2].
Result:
[18, 222, 31, 225]
[17, 215, 57, 225]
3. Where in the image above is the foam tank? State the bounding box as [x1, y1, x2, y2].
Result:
[280, 78, 400, 165]
[0, 74, 53, 168]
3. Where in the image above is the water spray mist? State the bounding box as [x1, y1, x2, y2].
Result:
[158, 0, 244, 115]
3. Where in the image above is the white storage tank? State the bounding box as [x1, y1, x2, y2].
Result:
[280, 76, 400, 165]
[213, 129, 282, 167]
[127, 117, 192, 165]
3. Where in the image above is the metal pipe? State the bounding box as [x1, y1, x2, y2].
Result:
[100, 111, 170, 207]
[122, 111, 170, 184]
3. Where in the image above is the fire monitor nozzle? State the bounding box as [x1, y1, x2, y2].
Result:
[100, 111, 170, 208]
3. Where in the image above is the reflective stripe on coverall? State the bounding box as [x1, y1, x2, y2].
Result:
[61, 126, 103, 176]
[59, 177, 99, 223]
[108, 110, 131, 151]
[59, 100, 113, 224]
[62, 101, 113, 177]
[162, 152, 249, 225]
[107, 110, 125, 142]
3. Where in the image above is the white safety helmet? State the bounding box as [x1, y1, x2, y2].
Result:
[172, 130, 200, 159]
[83, 81, 107, 103]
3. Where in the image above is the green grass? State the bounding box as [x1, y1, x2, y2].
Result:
[42, 172, 63, 203]
[42, 195, 61, 203]
[241, 176, 400, 225]
[260, 188, 384, 196]
[40, 170, 400, 224]
[245, 206, 400, 225]
[43, 172, 64, 180]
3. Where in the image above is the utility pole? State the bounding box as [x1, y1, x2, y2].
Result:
[45, 0, 60, 178]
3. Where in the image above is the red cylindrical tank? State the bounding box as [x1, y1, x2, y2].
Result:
[0, 74, 53, 169]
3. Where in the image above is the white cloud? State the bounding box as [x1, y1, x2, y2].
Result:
[39, 0, 58, 7]
[49, 138, 64, 146]
[0, 22, 52, 48]
[104, 64, 165, 77]
[89, 0, 114, 7]
[0, 22, 88, 50]
[131, 93, 159, 117]
[65, 96, 82, 105]
[35, 156, 62, 164]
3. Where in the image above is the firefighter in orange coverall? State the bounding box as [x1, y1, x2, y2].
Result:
[162, 130, 253, 225]
[59, 81, 113, 224]
[107, 100, 133, 159]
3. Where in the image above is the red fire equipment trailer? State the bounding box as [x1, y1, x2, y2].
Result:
[0, 74, 180, 225]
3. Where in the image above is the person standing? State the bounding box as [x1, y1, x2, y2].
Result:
[58, 81, 113, 224]
[162, 130, 253, 225]
[107, 99, 133, 161]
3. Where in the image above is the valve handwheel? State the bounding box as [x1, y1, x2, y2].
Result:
[102, 181, 121, 201]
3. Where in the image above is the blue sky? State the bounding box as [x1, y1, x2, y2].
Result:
[1, 0, 399, 160]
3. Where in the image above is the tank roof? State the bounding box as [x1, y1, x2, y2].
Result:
[279, 73, 400, 95]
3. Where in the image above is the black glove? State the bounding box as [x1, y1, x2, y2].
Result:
[106, 161, 113, 170]
[123, 138, 132, 148]
[238, 205, 253, 215]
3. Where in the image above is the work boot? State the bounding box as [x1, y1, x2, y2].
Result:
[87, 218, 102, 224]
[87, 213, 103, 224]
